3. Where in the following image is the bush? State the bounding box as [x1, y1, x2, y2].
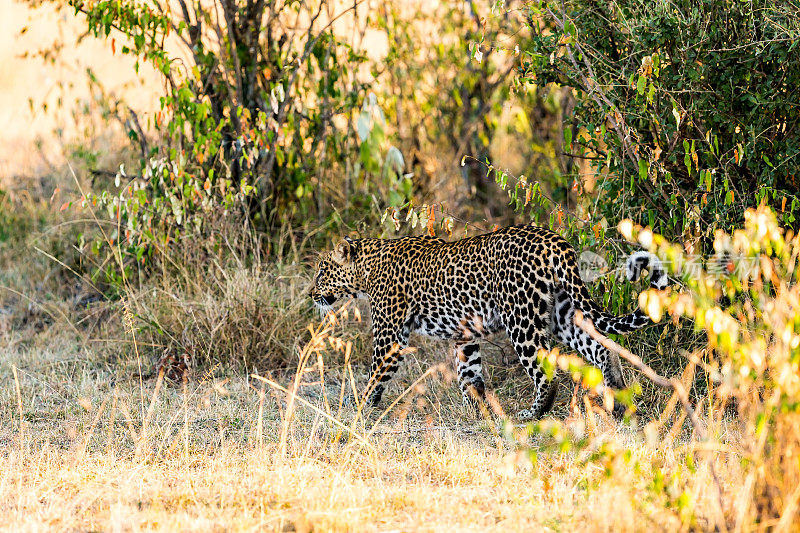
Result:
[628, 206, 799, 525]
[516, 0, 800, 246]
[132, 262, 310, 377]
[32, 0, 414, 286]
[379, 0, 576, 222]
[117, 221, 370, 377]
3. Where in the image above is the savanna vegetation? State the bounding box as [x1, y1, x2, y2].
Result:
[1, 0, 799, 530]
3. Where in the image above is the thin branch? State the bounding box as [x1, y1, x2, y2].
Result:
[219, 0, 246, 112]
[261, 0, 369, 187]
[573, 310, 707, 440]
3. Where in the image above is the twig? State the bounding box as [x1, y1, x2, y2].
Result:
[573, 310, 706, 439]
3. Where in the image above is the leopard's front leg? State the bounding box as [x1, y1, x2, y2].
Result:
[363, 298, 409, 406]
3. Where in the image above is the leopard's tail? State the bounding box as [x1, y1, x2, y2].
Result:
[553, 249, 667, 335]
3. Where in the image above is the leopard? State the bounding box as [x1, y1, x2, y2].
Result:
[309, 224, 667, 420]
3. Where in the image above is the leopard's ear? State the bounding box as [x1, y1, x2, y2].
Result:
[331, 238, 357, 265]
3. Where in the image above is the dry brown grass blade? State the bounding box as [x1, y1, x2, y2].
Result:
[134, 369, 165, 458]
[657, 350, 700, 429]
[250, 374, 374, 451]
[12, 365, 23, 451]
[775, 483, 800, 533]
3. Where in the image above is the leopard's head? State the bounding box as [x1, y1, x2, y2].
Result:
[309, 237, 362, 314]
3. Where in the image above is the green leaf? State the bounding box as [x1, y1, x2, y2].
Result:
[683, 139, 692, 174]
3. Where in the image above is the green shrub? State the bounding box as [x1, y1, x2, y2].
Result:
[515, 0, 800, 246]
[379, 1, 574, 222]
[631, 206, 800, 525]
[36, 0, 411, 286]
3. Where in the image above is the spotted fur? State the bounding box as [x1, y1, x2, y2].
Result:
[309, 225, 666, 419]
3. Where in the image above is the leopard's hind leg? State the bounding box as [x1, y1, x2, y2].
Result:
[453, 341, 486, 409]
[551, 287, 627, 417]
[501, 281, 558, 421]
[506, 324, 558, 421]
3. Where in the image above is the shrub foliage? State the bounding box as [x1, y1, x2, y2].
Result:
[517, 0, 800, 243]
[46, 0, 413, 283]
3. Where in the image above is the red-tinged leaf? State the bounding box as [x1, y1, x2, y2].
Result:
[60, 201, 70, 212]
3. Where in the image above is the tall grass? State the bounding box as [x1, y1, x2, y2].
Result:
[0, 294, 746, 531]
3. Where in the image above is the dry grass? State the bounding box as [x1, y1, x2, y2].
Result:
[0, 195, 749, 531]
[0, 272, 748, 531]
